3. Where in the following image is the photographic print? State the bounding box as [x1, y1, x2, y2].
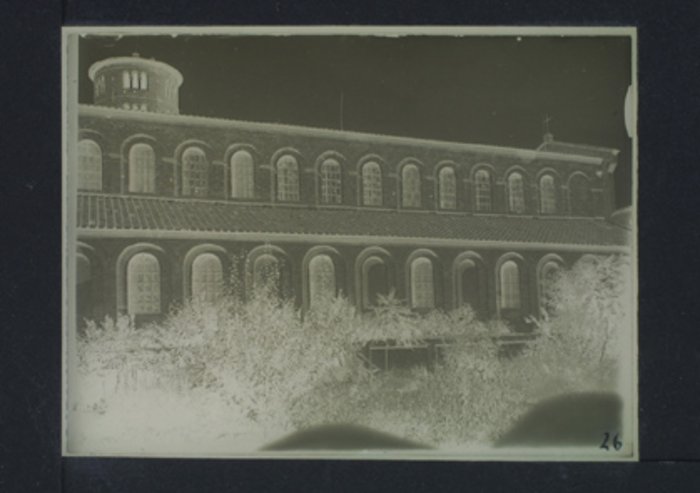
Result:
[62, 26, 637, 460]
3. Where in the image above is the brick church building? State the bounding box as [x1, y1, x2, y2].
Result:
[72, 54, 630, 333]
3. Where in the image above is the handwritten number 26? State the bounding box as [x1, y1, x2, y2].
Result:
[600, 432, 622, 451]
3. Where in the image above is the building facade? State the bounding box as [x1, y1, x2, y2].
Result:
[73, 55, 630, 332]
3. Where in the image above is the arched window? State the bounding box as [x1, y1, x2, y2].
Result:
[402, 164, 421, 208]
[475, 169, 491, 212]
[127, 253, 161, 315]
[140, 71, 148, 90]
[192, 253, 223, 303]
[539, 174, 556, 214]
[508, 172, 525, 214]
[122, 70, 131, 89]
[540, 260, 561, 311]
[362, 161, 382, 206]
[78, 139, 102, 191]
[457, 259, 480, 312]
[277, 155, 300, 202]
[230, 150, 255, 199]
[128, 143, 156, 193]
[320, 159, 342, 204]
[182, 147, 208, 197]
[569, 174, 593, 216]
[411, 257, 434, 309]
[131, 70, 139, 89]
[362, 256, 387, 308]
[500, 260, 521, 310]
[309, 254, 336, 307]
[439, 167, 457, 210]
[253, 254, 280, 295]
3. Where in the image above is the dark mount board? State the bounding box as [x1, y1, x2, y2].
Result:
[1, 0, 699, 491]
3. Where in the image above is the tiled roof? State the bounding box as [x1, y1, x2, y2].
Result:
[76, 194, 630, 248]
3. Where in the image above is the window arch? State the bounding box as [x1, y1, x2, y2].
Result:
[569, 174, 593, 216]
[362, 256, 388, 308]
[128, 143, 156, 193]
[127, 253, 161, 315]
[78, 139, 102, 191]
[499, 260, 521, 310]
[277, 155, 300, 202]
[411, 257, 434, 309]
[362, 161, 383, 206]
[540, 260, 561, 311]
[191, 253, 223, 303]
[439, 167, 457, 210]
[253, 254, 281, 295]
[309, 254, 336, 307]
[320, 159, 342, 204]
[230, 150, 255, 199]
[402, 164, 421, 208]
[474, 169, 492, 212]
[182, 147, 208, 197]
[456, 259, 481, 313]
[539, 174, 556, 214]
[507, 172, 526, 214]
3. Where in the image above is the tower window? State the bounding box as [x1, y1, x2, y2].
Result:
[276, 155, 300, 202]
[122, 70, 131, 89]
[140, 71, 148, 90]
[230, 150, 255, 199]
[362, 161, 382, 206]
[320, 159, 342, 204]
[402, 164, 421, 208]
[77, 139, 102, 191]
[182, 147, 209, 197]
[439, 167, 457, 210]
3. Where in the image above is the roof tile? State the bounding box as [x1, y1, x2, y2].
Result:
[76, 194, 630, 247]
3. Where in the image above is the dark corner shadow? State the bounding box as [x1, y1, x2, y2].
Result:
[494, 391, 623, 448]
[258, 423, 435, 451]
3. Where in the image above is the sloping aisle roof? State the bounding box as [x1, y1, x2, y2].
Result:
[76, 194, 630, 250]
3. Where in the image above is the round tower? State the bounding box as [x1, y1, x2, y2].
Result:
[88, 53, 183, 115]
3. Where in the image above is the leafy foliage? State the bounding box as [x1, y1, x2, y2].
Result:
[76, 254, 633, 447]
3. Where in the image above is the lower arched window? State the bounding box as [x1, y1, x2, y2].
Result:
[129, 143, 156, 193]
[411, 257, 434, 309]
[192, 253, 223, 303]
[362, 256, 388, 308]
[457, 259, 480, 313]
[309, 254, 336, 307]
[500, 260, 521, 310]
[540, 260, 561, 311]
[127, 253, 161, 315]
[253, 254, 281, 295]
